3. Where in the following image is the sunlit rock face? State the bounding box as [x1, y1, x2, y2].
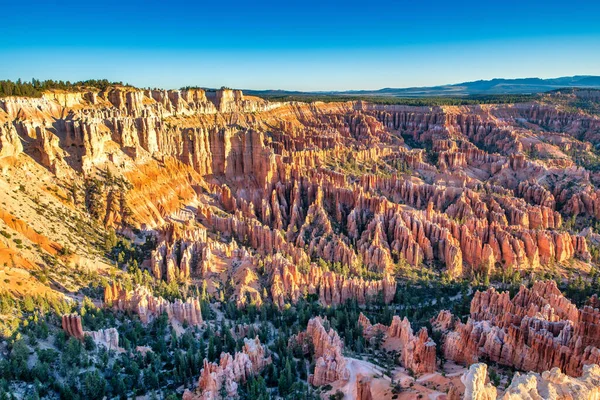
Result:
[2, 86, 595, 278]
[461, 362, 600, 400]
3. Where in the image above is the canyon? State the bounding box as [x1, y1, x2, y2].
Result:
[2, 84, 600, 399]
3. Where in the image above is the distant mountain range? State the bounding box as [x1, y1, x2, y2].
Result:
[246, 75, 600, 98]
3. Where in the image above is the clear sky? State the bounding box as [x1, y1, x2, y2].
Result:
[1, 0, 599, 91]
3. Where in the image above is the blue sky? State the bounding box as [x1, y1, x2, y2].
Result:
[1, 0, 599, 90]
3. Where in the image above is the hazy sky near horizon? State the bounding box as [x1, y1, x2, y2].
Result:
[2, 0, 600, 91]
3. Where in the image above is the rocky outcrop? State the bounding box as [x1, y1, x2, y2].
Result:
[388, 316, 437, 374]
[502, 364, 600, 400]
[61, 314, 119, 349]
[359, 313, 437, 374]
[461, 362, 600, 400]
[431, 310, 457, 332]
[86, 328, 120, 349]
[442, 281, 600, 376]
[356, 374, 373, 400]
[183, 337, 271, 400]
[104, 283, 203, 326]
[358, 312, 387, 341]
[462, 363, 497, 400]
[289, 317, 350, 386]
[150, 224, 208, 281]
[0, 122, 22, 159]
[61, 314, 85, 340]
[270, 257, 397, 308]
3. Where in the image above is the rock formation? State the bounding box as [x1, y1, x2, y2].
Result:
[0, 122, 22, 159]
[104, 283, 203, 326]
[462, 363, 497, 400]
[430, 309, 457, 332]
[5, 80, 600, 400]
[356, 374, 373, 400]
[183, 337, 271, 400]
[61, 314, 119, 349]
[502, 364, 600, 400]
[2, 86, 596, 282]
[150, 224, 208, 281]
[358, 313, 437, 374]
[61, 313, 85, 340]
[289, 317, 350, 386]
[461, 362, 600, 400]
[439, 281, 600, 376]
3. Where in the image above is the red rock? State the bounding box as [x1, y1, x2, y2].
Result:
[104, 283, 203, 326]
[61, 314, 84, 340]
[431, 310, 456, 332]
[442, 281, 600, 376]
[184, 337, 271, 400]
[360, 313, 437, 374]
[61, 314, 119, 349]
[356, 374, 373, 400]
[289, 317, 350, 386]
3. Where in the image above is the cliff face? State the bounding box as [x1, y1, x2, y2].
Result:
[438, 281, 600, 377]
